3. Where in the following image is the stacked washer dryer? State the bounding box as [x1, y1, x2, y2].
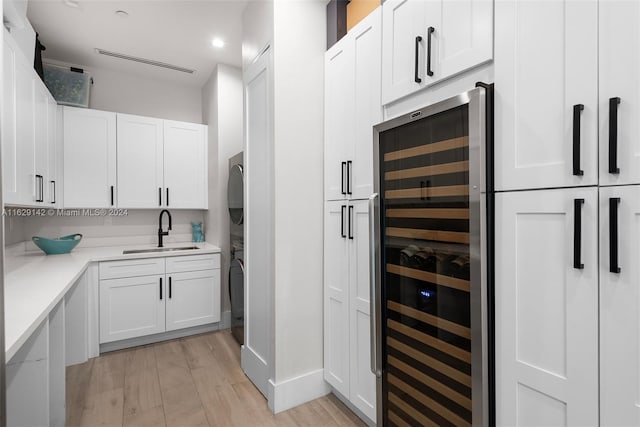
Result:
[227, 152, 244, 345]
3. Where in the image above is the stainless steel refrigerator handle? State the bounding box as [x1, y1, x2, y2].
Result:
[368, 193, 379, 376]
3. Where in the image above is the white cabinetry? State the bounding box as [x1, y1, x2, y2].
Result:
[381, 0, 493, 105]
[99, 254, 220, 344]
[496, 188, 599, 426]
[325, 8, 381, 201]
[324, 199, 376, 422]
[116, 113, 164, 208]
[495, 0, 598, 191]
[63, 107, 117, 208]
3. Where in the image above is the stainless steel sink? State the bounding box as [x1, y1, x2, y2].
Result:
[123, 246, 200, 255]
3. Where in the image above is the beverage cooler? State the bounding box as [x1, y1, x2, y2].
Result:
[369, 87, 492, 426]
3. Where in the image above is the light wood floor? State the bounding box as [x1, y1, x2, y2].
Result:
[67, 330, 366, 426]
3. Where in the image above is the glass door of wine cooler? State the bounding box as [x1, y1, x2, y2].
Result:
[372, 88, 487, 426]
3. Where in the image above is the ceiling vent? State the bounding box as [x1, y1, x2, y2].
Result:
[94, 48, 195, 74]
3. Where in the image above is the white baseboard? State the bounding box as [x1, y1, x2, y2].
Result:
[267, 369, 330, 414]
[330, 386, 376, 427]
[241, 345, 270, 398]
[219, 310, 231, 330]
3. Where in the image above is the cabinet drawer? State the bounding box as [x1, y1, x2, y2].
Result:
[166, 254, 220, 273]
[99, 258, 165, 280]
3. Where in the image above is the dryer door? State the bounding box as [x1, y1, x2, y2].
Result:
[228, 164, 244, 225]
[229, 257, 244, 344]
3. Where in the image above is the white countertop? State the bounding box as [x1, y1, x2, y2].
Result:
[4, 242, 221, 361]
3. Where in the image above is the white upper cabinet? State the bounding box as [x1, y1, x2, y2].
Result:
[116, 113, 164, 208]
[325, 7, 381, 201]
[495, 0, 598, 191]
[381, 0, 493, 105]
[63, 107, 117, 208]
[599, 1, 640, 186]
[3, 30, 20, 206]
[163, 120, 208, 209]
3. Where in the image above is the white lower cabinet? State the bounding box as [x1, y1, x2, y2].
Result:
[99, 254, 220, 344]
[324, 199, 376, 422]
[496, 188, 599, 426]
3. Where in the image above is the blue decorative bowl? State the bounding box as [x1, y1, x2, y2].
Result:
[32, 234, 83, 255]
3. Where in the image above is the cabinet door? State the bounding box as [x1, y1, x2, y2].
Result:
[165, 270, 220, 331]
[425, 0, 492, 85]
[2, 31, 20, 205]
[63, 107, 117, 208]
[495, 188, 598, 426]
[381, 0, 426, 104]
[99, 274, 165, 343]
[46, 96, 59, 207]
[600, 186, 640, 425]
[495, 0, 598, 191]
[13, 46, 35, 206]
[325, 35, 354, 201]
[163, 120, 207, 209]
[116, 113, 164, 208]
[599, 2, 640, 186]
[348, 200, 376, 422]
[351, 8, 381, 200]
[324, 201, 351, 396]
[33, 79, 49, 206]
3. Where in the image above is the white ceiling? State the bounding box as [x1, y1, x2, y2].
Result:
[27, 0, 247, 88]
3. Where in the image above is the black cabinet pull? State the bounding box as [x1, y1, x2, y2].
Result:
[348, 205, 354, 240]
[609, 97, 621, 174]
[420, 181, 425, 201]
[169, 276, 172, 299]
[166, 188, 170, 206]
[35, 175, 43, 202]
[573, 199, 584, 269]
[346, 161, 352, 195]
[572, 104, 584, 176]
[51, 181, 56, 204]
[160, 277, 163, 300]
[426, 27, 435, 77]
[414, 36, 422, 83]
[341, 162, 346, 195]
[110, 186, 114, 206]
[341, 205, 346, 238]
[609, 197, 621, 273]
[159, 188, 162, 206]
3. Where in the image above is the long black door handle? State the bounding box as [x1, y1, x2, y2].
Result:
[159, 188, 162, 206]
[169, 276, 172, 299]
[341, 162, 346, 195]
[51, 181, 56, 204]
[609, 197, 621, 273]
[426, 27, 435, 77]
[166, 188, 170, 206]
[346, 161, 352, 195]
[110, 186, 114, 206]
[341, 205, 346, 238]
[35, 175, 43, 202]
[414, 36, 422, 83]
[573, 199, 584, 269]
[348, 205, 354, 240]
[609, 97, 621, 174]
[573, 104, 584, 176]
[160, 277, 163, 300]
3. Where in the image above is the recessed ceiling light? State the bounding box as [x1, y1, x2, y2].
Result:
[211, 38, 225, 48]
[115, 10, 129, 18]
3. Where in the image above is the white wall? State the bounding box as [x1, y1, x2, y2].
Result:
[201, 64, 244, 314]
[242, 0, 273, 68]
[271, 0, 326, 386]
[45, 59, 203, 123]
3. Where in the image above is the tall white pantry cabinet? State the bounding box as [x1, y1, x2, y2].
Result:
[495, 0, 640, 425]
[323, 7, 381, 423]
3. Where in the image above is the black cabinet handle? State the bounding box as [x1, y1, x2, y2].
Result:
[159, 188, 162, 206]
[346, 161, 352, 195]
[414, 36, 422, 83]
[426, 27, 435, 77]
[166, 188, 170, 206]
[573, 199, 584, 269]
[609, 97, 621, 174]
[572, 104, 584, 176]
[609, 197, 621, 273]
[420, 181, 425, 201]
[341, 205, 346, 238]
[51, 181, 56, 204]
[110, 186, 114, 206]
[348, 205, 354, 240]
[35, 175, 43, 202]
[341, 162, 346, 195]
[169, 276, 172, 299]
[160, 277, 163, 300]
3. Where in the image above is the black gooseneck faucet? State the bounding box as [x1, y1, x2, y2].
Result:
[158, 209, 172, 248]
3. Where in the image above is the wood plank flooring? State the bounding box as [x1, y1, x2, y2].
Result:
[67, 330, 366, 427]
